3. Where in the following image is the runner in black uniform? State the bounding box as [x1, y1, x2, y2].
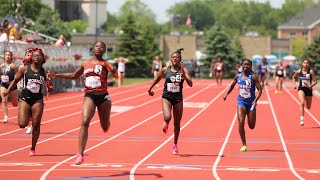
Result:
[274, 60, 286, 94]
[148, 48, 193, 154]
[292, 59, 317, 126]
[0, 51, 18, 123]
[3, 48, 49, 156]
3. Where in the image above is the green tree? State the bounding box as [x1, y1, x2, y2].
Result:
[167, 0, 215, 31]
[115, 12, 148, 77]
[32, 6, 70, 41]
[64, 20, 88, 34]
[302, 36, 320, 73]
[203, 25, 236, 77]
[0, 0, 44, 25]
[102, 12, 120, 33]
[292, 38, 307, 59]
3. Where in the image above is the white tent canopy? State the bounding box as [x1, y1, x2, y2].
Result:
[251, 55, 262, 61]
[265, 55, 277, 61]
[283, 55, 297, 61]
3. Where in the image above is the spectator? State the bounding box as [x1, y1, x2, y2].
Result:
[8, 23, 19, 41]
[54, 34, 65, 46]
[189, 58, 197, 78]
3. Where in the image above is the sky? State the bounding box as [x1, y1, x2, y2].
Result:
[107, 0, 285, 23]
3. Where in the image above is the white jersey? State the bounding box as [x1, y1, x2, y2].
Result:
[118, 62, 125, 72]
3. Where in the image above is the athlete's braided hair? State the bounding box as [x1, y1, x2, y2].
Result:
[171, 48, 184, 60]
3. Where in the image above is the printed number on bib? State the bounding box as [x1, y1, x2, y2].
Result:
[302, 80, 310, 87]
[1, 75, 9, 83]
[239, 89, 251, 98]
[277, 70, 282, 75]
[217, 66, 222, 71]
[26, 82, 41, 93]
[86, 76, 101, 88]
[167, 83, 180, 93]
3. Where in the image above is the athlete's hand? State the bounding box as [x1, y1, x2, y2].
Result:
[252, 100, 257, 107]
[47, 72, 55, 78]
[223, 95, 227, 101]
[304, 82, 312, 89]
[2, 92, 8, 97]
[148, 89, 154, 96]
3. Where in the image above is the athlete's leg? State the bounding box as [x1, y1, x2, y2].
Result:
[218, 71, 223, 85]
[275, 76, 279, 92]
[97, 99, 111, 132]
[305, 96, 312, 109]
[279, 77, 283, 93]
[298, 90, 306, 116]
[172, 101, 183, 144]
[79, 97, 96, 156]
[18, 99, 32, 128]
[247, 107, 256, 129]
[1, 86, 9, 122]
[30, 99, 44, 151]
[9, 89, 18, 107]
[161, 98, 172, 133]
[237, 106, 247, 146]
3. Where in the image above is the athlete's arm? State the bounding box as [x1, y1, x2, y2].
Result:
[283, 66, 287, 78]
[292, 69, 300, 89]
[151, 61, 155, 73]
[105, 62, 118, 79]
[252, 74, 262, 106]
[273, 65, 278, 78]
[223, 74, 238, 101]
[48, 63, 84, 79]
[182, 67, 193, 87]
[11, 64, 18, 74]
[3, 66, 26, 97]
[309, 69, 317, 89]
[148, 67, 167, 96]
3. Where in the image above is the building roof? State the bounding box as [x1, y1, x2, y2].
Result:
[278, 6, 320, 30]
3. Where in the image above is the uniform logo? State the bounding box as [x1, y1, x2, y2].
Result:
[94, 65, 102, 75]
[170, 76, 176, 82]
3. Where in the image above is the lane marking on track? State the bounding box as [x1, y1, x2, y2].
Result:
[0, 162, 43, 166]
[184, 102, 208, 108]
[284, 86, 320, 125]
[258, 100, 269, 104]
[40, 83, 214, 180]
[70, 163, 123, 168]
[111, 106, 134, 113]
[225, 167, 280, 172]
[130, 84, 229, 180]
[266, 86, 304, 179]
[147, 165, 202, 170]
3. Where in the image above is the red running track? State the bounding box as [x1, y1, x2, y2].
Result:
[0, 79, 319, 180]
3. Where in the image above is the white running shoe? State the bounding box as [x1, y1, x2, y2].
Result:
[26, 126, 32, 134]
[300, 119, 304, 126]
[3, 116, 8, 123]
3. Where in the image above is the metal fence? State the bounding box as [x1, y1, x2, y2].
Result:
[0, 42, 90, 93]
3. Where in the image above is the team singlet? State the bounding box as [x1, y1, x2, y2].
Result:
[237, 72, 255, 100]
[1, 63, 15, 84]
[163, 66, 184, 99]
[21, 65, 46, 95]
[298, 68, 312, 88]
[83, 59, 109, 94]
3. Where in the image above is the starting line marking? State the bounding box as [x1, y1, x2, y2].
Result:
[258, 100, 269, 105]
[147, 165, 202, 170]
[111, 106, 134, 113]
[184, 102, 208, 108]
[70, 163, 123, 167]
[0, 163, 43, 166]
[226, 167, 280, 172]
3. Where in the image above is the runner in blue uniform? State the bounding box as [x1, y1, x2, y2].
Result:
[148, 48, 193, 154]
[223, 59, 262, 152]
[292, 59, 317, 126]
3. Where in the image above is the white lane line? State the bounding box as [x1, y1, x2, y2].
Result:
[266, 86, 304, 180]
[284, 86, 320, 125]
[212, 113, 237, 180]
[40, 83, 214, 180]
[129, 84, 229, 180]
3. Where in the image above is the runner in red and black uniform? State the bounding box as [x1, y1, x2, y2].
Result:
[148, 48, 193, 155]
[48, 41, 118, 165]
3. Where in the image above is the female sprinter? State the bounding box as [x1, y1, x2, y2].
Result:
[223, 59, 262, 152]
[214, 56, 227, 86]
[3, 48, 49, 156]
[274, 60, 286, 94]
[1, 51, 18, 123]
[148, 48, 193, 154]
[292, 58, 317, 126]
[114, 56, 129, 87]
[48, 41, 118, 165]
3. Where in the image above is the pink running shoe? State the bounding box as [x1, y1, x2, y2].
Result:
[74, 154, 84, 165]
[162, 122, 169, 134]
[29, 150, 36, 156]
[172, 144, 178, 155]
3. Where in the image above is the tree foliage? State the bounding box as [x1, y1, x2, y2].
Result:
[64, 20, 89, 34]
[0, 0, 44, 25]
[302, 36, 320, 74]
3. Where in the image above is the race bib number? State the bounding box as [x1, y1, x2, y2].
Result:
[155, 64, 159, 69]
[85, 76, 101, 88]
[1, 75, 9, 83]
[301, 74, 310, 87]
[261, 69, 266, 73]
[167, 83, 180, 93]
[217, 66, 222, 70]
[239, 88, 251, 98]
[277, 70, 282, 75]
[26, 82, 41, 93]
